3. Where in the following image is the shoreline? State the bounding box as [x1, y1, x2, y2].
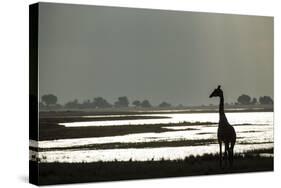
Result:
[37, 121, 217, 141]
[40, 106, 273, 116]
[31, 152, 273, 185]
[37, 110, 273, 141]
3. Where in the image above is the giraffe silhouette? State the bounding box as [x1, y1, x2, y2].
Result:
[209, 85, 236, 167]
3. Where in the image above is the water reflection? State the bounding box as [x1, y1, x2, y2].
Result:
[60, 112, 272, 127]
[31, 112, 273, 163]
[30, 125, 272, 149]
[30, 143, 273, 163]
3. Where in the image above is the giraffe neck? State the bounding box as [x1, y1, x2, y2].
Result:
[219, 95, 228, 123]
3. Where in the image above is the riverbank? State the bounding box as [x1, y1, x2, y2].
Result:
[37, 109, 272, 141]
[37, 120, 216, 141]
[31, 151, 273, 185]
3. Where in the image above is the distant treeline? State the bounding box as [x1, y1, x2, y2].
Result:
[39, 94, 273, 110]
[40, 95, 170, 109]
[236, 94, 273, 105]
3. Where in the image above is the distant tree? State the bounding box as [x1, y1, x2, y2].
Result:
[114, 96, 129, 108]
[132, 100, 141, 107]
[54, 104, 63, 109]
[141, 100, 152, 108]
[259, 96, 273, 105]
[65, 99, 80, 109]
[237, 94, 251, 105]
[251, 97, 257, 105]
[41, 94, 58, 106]
[158, 101, 171, 108]
[93, 97, 112, 108]
[81, 99, 94, 109]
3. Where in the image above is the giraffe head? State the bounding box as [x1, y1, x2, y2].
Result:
[209, 85, 223, 98]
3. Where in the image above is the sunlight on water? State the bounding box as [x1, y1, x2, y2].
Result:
[60, 112, 272, 127]
[162, 126, 199, 130]
[30, 128, 215, 148]
[30, 125, 272, 149]
[31, 112, 273, 163]
[30, 143, 273, 163]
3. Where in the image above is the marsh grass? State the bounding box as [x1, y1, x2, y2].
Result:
[38, 119, 216, 141]
[31, 138, 217, 151]
[33, 149, 273, 185]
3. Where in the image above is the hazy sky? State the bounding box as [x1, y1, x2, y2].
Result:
[38, 3, 273, 106]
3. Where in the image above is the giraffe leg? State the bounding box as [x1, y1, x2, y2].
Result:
[229, 141, 235, 167]
[219, 141, 222, 168]
[228, 148, 233, 167]
[224, 143, 229, 167]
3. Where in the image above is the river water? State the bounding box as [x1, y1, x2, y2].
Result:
[30, 111, 273, 163]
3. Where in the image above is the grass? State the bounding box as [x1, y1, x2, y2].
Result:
[31, 110, 274, 185]
[32, 151, 273, 185]
[31, 138, 217, 151]
[37, 109, 271, 141]
[38, 119, 216, 141]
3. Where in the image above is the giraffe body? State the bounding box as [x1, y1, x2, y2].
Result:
[210, 85, 236, 167]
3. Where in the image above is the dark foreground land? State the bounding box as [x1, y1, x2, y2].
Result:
[31, 151, 273, 185]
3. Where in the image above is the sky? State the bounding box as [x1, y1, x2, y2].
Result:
[38, 3, 273, 106]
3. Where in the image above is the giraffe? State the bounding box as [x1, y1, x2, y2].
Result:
[209, 85, 236, 167]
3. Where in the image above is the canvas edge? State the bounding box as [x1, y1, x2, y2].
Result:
[29, 2, 39, 186]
